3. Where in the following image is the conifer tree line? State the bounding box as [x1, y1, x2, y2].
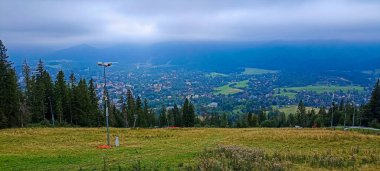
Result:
[118, 90, 196, 128]
[1, 40, 380, 129]
[0, 40, 106, 128]
[0, 40, 197, 129]
[205, 80, 380, 128]
[157, 98, 196, 127]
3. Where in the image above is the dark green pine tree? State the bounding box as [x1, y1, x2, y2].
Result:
[364, 79, 380, 125]
[21, 59, 32, 127]
[287, 113, 296, 127]
[318, 106, 328, 127]
[126, 89, 135, 128]
[278, 112, 287, 127]
[135, 96, 144, 127]
[158, 105, 167, 127]
[149, 109, 156, 127]
[54, 70, 65, 124]
[68, 72, 76, 124]
[258, 109, 267, 125]
[112, 102, 124, 128]
[251, 114, 259, 127]
[143, 99, 155, 127]
[307, 109, 317, 127]
[173, 104, 182, 127]
[119, 96, 127, 128]
[247, 112, 253, 127]
[220, 113, 228, 128]
[30, 59, 46, 123]
[0, 40, 21, 128]
[188, 102, 195, 127]
[88, 79, 100, 126]
[182, 98, 190, 127]
[328, 102, 339, 127]
[107, 102, 117, 127]
[142, 98, 149, 127]
[167, 107, 174, 126]
[42, 70, 54, 124]
[296, 100, 306, 127]
[72, 78, 91, 126]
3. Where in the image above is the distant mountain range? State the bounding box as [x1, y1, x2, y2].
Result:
[12, 41, 380, 72]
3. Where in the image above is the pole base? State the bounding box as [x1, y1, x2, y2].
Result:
[97, 145, 112, 149]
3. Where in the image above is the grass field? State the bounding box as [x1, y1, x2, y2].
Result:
[362, 69, 380, 75]
[1, 128, 379, 170]
[213, 80, 248, 95]
[205, 72, 228, 78]
[275, 85, 365, 98]
[272, 105, 319, 115]
[274, 91, 298, 99]
[280, 85, 365, 94]
[242, 68, 278, 75]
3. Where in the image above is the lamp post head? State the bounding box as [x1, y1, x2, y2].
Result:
[104, 62, 112, 67]
[97, 62, 112, 67]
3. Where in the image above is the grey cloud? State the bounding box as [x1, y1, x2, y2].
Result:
[1, 0, 380, 48]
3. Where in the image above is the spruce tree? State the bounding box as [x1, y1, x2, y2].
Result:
[188, 102, 195, 127]
[54, 71, 66, 124]
[120, 96, 127, 128]
[22, 60, 32, 102]
[251, 114, 259, 127]
[0, 41, 22, 128]
[72, 79, 90, 126]
[42, 70, 54, 123]
[182, 98, 190, 127]
[30, 59, 46, 123]
[173, 104, 182, 127]
[67, 73, 76, 124]
[21, 60, 32, 126]
[126, 89, 135, 127]
[135, 96, 143, 127]
[143, 98, 149, 127]
[88, 79, 100, 126]
[158, 105, 167, 127]
[220, 113, 228, 128]
[247, 112, 253, 127]
[364, 79, 380, 125]
[296, 100, 306, 127]
[258, 109, 267, 125]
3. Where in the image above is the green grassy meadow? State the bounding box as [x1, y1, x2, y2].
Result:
[242, 68, 278, 75]
[1, 128, 379, 170]
[274, 91, 298, 99]
[213, 80, 248, 95]
[274, 85, 365, 99]
[272, 105, 319, 115]
[281, 85, 365, 94]
[205, 72, 228, 78]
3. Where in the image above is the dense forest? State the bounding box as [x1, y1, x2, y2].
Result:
[1, 40, 380, 129]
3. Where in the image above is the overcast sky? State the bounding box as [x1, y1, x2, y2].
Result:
[1, 0, 380, 49]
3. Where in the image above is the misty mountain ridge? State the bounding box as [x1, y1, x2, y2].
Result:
[30, 41, 380, 72]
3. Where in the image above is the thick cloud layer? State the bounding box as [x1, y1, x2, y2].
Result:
[1, 0, 380, 48]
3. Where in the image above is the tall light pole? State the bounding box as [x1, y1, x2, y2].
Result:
[352, 102, 356, 126]
[330, 94, 335, 128]
[98, 62, 112, 146]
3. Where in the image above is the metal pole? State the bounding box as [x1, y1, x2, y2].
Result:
[330, 94, 334, 128]
[104, 66, 110, 146]
[330, 103, 334, 128]
[344, 102, 346, 128]
[352, 102, 355, 127]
